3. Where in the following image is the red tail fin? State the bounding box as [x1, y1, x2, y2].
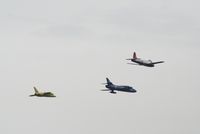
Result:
[133, 52, 137, 59]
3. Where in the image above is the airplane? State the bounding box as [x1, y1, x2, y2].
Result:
[102, 78, 137, 94]
[29, 87, 56, 97]
[126, 52, 164, 67]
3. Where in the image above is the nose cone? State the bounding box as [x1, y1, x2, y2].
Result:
[130, 88, 137, 93]
[133, 89, 137, 92]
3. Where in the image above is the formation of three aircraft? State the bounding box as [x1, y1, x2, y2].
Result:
[30, 52, 164, 96]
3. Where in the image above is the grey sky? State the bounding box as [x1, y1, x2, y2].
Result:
[0, 0, 200, 134]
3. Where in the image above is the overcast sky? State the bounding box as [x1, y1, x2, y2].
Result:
[0, 0, 200, 134]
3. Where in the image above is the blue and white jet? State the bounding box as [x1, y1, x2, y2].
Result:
[127, 52, 164, 67]
[102, 78, 137, 94]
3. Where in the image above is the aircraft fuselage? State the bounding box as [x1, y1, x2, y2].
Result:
[127, 52, 164, 67]
[131, 59, 154, 67]
[35, 92, 56, 97]
[106, 84, 136, 93]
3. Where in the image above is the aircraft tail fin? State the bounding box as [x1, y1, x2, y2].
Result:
[33, 87, 39, 94]
[133, 52, 137, 59]
[106, 78, 113, 85]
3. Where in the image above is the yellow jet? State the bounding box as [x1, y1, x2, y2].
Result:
[29, 87, 56, 97]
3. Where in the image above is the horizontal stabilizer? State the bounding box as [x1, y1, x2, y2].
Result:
[101, 83, 107, 85]
[101, 89, 110, 91]
[126, 58, 132, 60]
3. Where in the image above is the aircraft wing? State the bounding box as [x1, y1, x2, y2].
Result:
[152, 61, 164, 64]
[127, 63, 140, 65]
[43, 92, 54, 96]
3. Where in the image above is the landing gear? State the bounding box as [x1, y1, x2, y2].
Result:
[110, 90, 116, 94]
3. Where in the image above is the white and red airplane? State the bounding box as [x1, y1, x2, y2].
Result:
[126, 52, 164, 67]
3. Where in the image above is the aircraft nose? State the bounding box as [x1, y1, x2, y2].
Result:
[131, 88, 137, 92]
